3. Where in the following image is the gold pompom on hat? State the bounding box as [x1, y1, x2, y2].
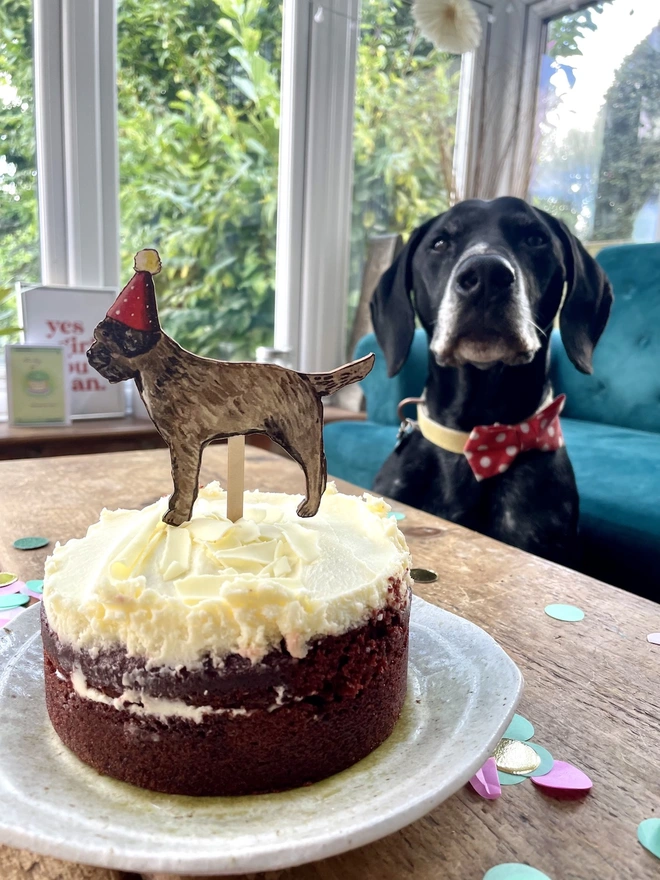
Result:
[133, 248, 162, 275]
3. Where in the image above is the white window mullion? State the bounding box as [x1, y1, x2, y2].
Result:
[510, 7, 546, 196]
[97, 0, 120, 291]
[61, 0, 105, 288]
[453, 34, 478, 203]
[299, 0, 359, 373]
[275, 0, 360, 373]
[33, 0, 68, 286]
[34, 0, 119, 290]
[274, 0, 312, 368]
[453, 1, 492, 202]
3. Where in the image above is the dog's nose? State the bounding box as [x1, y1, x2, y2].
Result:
[455, 254, 515, 297]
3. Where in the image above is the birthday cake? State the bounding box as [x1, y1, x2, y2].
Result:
[41, 483, 412, 796]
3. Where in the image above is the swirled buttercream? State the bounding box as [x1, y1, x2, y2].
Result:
[43, 482, 411, 667]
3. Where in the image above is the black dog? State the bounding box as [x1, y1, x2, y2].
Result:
[370, 197, 613, 565]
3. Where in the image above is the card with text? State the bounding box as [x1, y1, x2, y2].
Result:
[21, 286, 125, 419]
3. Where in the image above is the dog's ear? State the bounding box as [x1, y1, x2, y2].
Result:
[370, 217, 437, 377]
[538, 212, 613, 374]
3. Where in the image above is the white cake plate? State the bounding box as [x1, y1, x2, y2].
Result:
[0, 596, 522, 875]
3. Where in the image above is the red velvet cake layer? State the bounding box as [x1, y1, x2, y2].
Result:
[42, 592, 410, 796]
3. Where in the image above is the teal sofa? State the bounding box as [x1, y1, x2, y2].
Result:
[325, 243, 660, 597]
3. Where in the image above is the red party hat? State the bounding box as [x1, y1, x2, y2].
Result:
[106, 249, 162, 332]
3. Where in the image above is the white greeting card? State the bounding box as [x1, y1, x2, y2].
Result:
[20, 286, 125, 419]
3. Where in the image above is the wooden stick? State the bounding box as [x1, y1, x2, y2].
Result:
[226, 434, 245, 522]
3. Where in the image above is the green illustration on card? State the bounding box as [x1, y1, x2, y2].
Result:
[25, 369, 53, 396]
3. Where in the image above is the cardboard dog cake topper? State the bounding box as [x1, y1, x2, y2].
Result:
[87, 249, 374, 526]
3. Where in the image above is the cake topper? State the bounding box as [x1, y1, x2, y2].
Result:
[87, 250, 374, 526]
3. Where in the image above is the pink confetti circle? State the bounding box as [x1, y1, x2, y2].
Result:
[19, 584, 43, 600]
[0, 581, 25, 596]
[531, 760, 592, 794]
[469, 757, 501, 800]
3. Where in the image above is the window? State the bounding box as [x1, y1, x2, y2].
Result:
[6, 0, 541, 382]
[347, 0, 460, 349]
[5, 0, 468, 379]
[0, 0, 40, 344]
[117, 0, 281, 360]
[529, 1, 660, 245]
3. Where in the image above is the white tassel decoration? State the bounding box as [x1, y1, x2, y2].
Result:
[412, 0, 482, 54]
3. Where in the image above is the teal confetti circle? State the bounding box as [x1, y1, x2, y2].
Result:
[13, 536, 50, 551]
[387, 511, 406, 520]
[544, 603, 585, 622]
[0, 593, 30, 610]
[503, 713, 534, 742]
[524, 743, 554, 778]
[484, 866, 551, 880]
[26, 579, 44, 593]
[497, 770, 528, 786]
[638, 818, 660, 859]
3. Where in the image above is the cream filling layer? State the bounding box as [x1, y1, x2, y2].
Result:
[69, 666, 252, 723]
[44, 483, 411, 668]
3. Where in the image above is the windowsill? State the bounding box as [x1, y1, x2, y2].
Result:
[0, 415, 164, 460]
[0, 407, 366, 461]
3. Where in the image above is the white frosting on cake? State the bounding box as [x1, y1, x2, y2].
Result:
[44, 482, 411, 668]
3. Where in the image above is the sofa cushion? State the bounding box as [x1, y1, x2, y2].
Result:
[550, 242, 660, 433]
[325, 421, 398, 490]
[562, 417, 660, 594]
[356, 329, 428, 426]
[326, 417, 660, 542]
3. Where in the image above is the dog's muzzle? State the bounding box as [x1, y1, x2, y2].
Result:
[86, 341, 133, 384]
[86, 340, 110, 371]
[431, 251, 540, 369]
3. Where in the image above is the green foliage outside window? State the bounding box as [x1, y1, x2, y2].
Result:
[530, 4, 660, 243]
[0, 0, 38, 345]
[546, 4, 606, 59]
[117, 0, 281, 359]
[529, 6, 608, 233]
[593, 30, 660, 241]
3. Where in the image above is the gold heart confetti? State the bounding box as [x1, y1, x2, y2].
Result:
[493, 738, 541, 775]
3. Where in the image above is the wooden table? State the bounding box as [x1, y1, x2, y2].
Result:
[1, 446, 659, 880]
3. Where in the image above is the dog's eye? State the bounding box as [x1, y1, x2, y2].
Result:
[525, 233, 546, 248]
[432, 237, 449, 253]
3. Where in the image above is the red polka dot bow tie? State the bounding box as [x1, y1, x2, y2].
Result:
[463, 394, 566, 481]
